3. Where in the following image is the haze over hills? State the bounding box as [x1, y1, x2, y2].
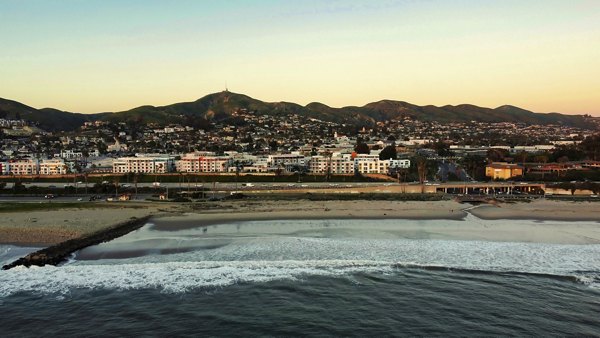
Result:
[0, 91, 593, 132]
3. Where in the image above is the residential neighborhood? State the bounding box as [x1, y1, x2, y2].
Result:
[1, 111, 599, 183]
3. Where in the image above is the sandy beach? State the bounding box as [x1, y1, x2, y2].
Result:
[154, 200, 468, 230]
[150, 199, 600, 245]
[469, 199, 600, 221]
[0, 203, 181, 245]
[1, 199, 599, 245]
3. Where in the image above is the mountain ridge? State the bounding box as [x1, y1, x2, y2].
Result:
[0, 91, 592, 131]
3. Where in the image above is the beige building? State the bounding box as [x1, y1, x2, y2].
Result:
[310, 155, 355, 174]
[39, 159, 68, 175]
[7, 158, 39, 175]
[485, 162, 524, 180]
[176, 154, 231, 173]
[113, 156, 174, 174]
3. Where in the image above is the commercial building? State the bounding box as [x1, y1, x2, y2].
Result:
[485, 162, 524, 180]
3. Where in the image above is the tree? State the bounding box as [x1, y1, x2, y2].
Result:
[487, 148, 508, 162]
[269, 140, 278, 151]
[429, 141, 453, 157]
[415, 156, 428, 184]
[354, 142, 370, 154]
[460, 155, 486, 181]
[579, 134, 600, 160]
[515, 151, 529, 164]
[379, 145, 397, 160]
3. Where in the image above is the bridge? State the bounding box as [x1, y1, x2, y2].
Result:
[429, 182, 545, 195]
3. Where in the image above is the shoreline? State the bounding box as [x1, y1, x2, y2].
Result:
[152, 200, 467, 230]
[1, 199, 599, 247]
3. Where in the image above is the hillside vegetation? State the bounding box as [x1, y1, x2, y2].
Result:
[0, 91, 591, 131]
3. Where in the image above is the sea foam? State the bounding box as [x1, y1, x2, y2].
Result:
[1, 236, 599, 297]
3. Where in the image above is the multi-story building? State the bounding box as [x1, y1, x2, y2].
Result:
[60, 150, 84, 159]
[7, 158, 39, 175]
[309, 155, 355, 174]
[353, 154, 410, 174]
[113, 156, 174, 174]
[267, 154, 307, 167]
[485, 162, 524, 180]
[0, 161, 8, 175]
[353, 154, 384, 174]
[39, 159, 68, 175]
[176, 153, 231, 173]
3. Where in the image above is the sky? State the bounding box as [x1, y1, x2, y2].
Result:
[1, 0, 599, 115]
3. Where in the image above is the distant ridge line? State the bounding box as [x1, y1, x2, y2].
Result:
[0, 91, 592, 131]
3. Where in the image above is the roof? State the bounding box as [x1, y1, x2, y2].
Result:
[487, 162, 524, 170]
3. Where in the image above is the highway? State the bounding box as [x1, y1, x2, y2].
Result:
[3, 181, 393, 190]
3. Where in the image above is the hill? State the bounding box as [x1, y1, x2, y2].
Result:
[0, 98, 92, 131]
[0, 92, 592, 131]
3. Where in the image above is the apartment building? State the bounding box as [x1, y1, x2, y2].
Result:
[354, 154, 410, 174]
[113, 156, 174, 174]
[0, 162, 8, 175]
[176, 153, 231, 173]
[267, 154, 307, 167]
[309, 155, 355, 174]
[39, 159, 68, 175]
[7, 158, 39, 175]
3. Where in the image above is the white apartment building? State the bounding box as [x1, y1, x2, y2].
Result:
[267, 154, 307, 167]
[227, 158, 269, 173]
[7, 158, 39, 175]
[354, 154, 410, 174]
[113, 156, 174, 174]
[389, 159, 411, 170]
[60, 150, 84, 159]
[310, 155, 355, 174]
[176, 153, 231, 173]
[39, 159, 68, 175]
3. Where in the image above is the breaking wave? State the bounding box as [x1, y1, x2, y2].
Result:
[1, 235, 599, 297]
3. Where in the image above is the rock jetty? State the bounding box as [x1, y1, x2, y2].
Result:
[2, 215, 152, 270]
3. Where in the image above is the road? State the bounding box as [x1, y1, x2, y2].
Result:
[5, 181, 392, 190]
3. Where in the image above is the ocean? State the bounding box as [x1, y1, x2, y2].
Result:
[1, 218, 599, 336]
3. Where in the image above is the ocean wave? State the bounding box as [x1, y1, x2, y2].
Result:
[0, 260, 394, 297]
[3, 235, 600, 297]
[1, 258, 598, 298]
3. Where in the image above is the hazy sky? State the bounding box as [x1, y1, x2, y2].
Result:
[1, 0, 599, 115]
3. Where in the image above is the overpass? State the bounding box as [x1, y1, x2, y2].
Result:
[240, 182, 546, 195]
[429, 182, 545, 195]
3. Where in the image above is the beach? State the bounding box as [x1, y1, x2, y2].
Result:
[2, 200, 600, 337]
[0, 202, 181, 245]
[1, 199, 599, 246]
